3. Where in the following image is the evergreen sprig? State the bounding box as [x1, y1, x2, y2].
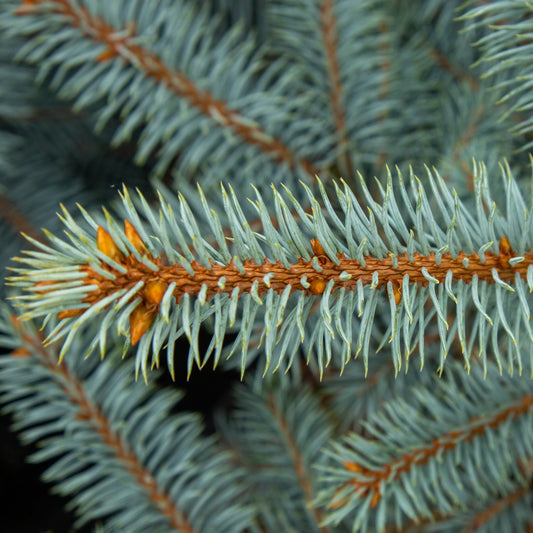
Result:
[461, 1, 533, 149]
[1, 0, 320, 188]
[3, 1, 533, 531]
[265, 0, 443, 176]
[0, 305, 253, 532]
[431, 484, 533, 533]
[216, 378, 336, 532]
[265, 0, 393, 175]
[8, 162, 533, 380]
[316, 361, 533, 532]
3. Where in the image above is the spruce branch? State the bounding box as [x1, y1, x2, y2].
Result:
[215, 379, 337, 533]
[336, 396, 532, 507]
[465, 482, 533, 533]
[0, 305, 253, 532]
[8, 162, 533, 380]
[316, 362, 533, 532]
[265, 0, 399, 174]
[383, 480, 533, 533]
[462, 0, 533, 148]
[3, 0, 320, 186]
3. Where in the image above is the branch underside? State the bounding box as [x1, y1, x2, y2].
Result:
[77, 237, 530, 306]
[25, 221, 529, 352]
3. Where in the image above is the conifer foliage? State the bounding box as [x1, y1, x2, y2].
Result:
[1, 1, 533, 532]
